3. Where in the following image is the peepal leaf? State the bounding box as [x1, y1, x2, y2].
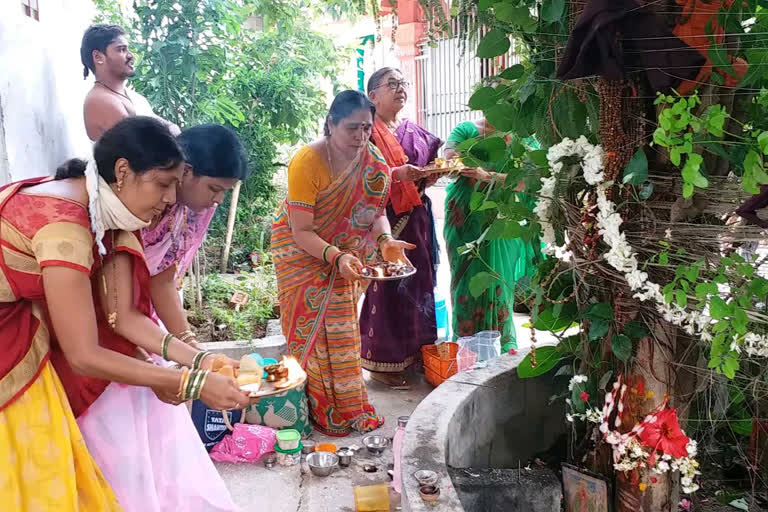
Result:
[469, 271, 493, 298]
[541, 0, 565, 22]
[500, 64, 525, 80]
[517, 346, 561, 378]
[477, 29, 510, 58]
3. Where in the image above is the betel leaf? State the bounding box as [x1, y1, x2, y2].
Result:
[517, 346, 561, 378]
[622, 148, 649, 185]
[710, 296, 729, 319]
[528, 149, 549, 167]
[611, 334, 633, 363]
[541, 0, 565, 22]
[468, 136, 507, 163]
[469, 271, 493, 298]
[639, 182, 654, 200]
[534, 302, 578, 332]
[478, 0, 496, 9]
[468, 87, 499, 110]
[484, 102, 517, 132]
[477, 29, 511, 59]
[500, 64, 525, 80]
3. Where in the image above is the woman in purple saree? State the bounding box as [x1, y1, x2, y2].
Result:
[359, 68, 443, 386]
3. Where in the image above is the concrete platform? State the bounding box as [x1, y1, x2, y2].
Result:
[216, 373, 433, 512]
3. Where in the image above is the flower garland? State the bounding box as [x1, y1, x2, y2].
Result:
[535, 137, 768, 357]
[566, 376, 701, 494]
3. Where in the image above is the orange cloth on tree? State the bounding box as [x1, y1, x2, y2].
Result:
[673, 0, 748, 94]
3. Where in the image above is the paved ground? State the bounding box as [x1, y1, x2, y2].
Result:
[217, 183, 539, 510]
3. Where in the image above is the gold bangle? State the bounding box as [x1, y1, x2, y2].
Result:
[185, 369, 198, 400]
[176, 368, 188, 400]
[376, 232, 392, 245]
[178, 330, 196, 344]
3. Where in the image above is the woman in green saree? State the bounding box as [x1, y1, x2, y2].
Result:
[443, 118, 540, 352]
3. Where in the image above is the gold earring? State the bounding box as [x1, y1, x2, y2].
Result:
[117, 180, 123, 192]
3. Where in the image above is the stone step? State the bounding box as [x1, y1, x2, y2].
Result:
[200, 319, 287, 361]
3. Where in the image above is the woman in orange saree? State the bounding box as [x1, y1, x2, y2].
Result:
[0, 117, 247, 510]
[271, 91, 416, 436]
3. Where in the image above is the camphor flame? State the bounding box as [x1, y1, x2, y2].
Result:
[281, 355, 306, 385]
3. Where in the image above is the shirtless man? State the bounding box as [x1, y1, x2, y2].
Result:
[81, 23, 180, 141]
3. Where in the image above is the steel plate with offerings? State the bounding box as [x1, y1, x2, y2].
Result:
[217, 355, 307, 403]
[361, 261, 416, 281]
[422, 156, 465, 176]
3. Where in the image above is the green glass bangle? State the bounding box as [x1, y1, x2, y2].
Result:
[161, 333, 174, 361]
[322, 245, 333, 264]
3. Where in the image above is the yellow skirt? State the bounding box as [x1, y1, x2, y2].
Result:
[0, 362, 123, 511]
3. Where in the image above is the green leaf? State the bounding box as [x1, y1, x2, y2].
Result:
[518, 78, 537, 104]
[695, 282, 711, 299]
[469, 191, 484, 211]
[533, 302, 578, 332]
[468, 272, 493, 298]
[683, 182, 694, 198]
[685, 266, 699, 282]
[528, 149, 549, 167]
[493, 3, 530, 23]
[476, 29, 511, 59]
[500, 64, 525, 80]
[509, 139, 526, 158]
[583, 302, 614, 321]
[758, 131, 768, 155]
[611, 334, 633, 363]
[710, 296, 729, 319]
[708, 44, 735, 76]
[638, 182, 654, 200]
[622, 149, 649, 185]
[468, 136, 507, 163]
[675, 289, 688, 308]
[589, 319, 609, 341]
[485, 103, 517, 132]
[468, 87, 499, 110]
[517, 346, 561, 378]
[541, 0, 565, 22]
[670, 146, 681, 166]
[623, 321, 650, 340]
[731, 419, 754, 437]
[478, 0, 495, 10]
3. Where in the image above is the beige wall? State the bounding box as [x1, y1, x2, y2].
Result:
[0, 0, 94, 184]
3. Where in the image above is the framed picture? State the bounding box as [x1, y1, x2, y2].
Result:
[562, 463, 612, 512]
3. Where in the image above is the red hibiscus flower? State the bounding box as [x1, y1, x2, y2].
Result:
[638, 408, 690, 459]
[580, 391, 590, 402]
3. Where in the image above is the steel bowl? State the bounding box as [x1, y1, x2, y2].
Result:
[414, 470, 439, 486]
[362, 435, 389, 456]
[306, 451, 338, 477]
[336, 447, 354, 467]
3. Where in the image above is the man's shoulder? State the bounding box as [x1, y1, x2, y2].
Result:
[84, 86, 124, 110]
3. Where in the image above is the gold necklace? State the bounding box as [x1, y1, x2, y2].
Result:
[100, 231, 118, 329]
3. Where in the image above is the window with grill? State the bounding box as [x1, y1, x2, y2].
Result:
[21, 0, 40, 20]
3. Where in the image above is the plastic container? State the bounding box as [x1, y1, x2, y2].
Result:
[353, 483, 390, 511]
[459, 331, 501, 363]
[421, 343, 477, 387]
[276, 429, 301, 451]
[392, 416, 409, 493]
[316, 443, 338, 453]
[274, 443, 302, 467]
[434, 292, 450, 341]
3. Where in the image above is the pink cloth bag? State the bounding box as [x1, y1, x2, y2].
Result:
[210, 423, 278, 463]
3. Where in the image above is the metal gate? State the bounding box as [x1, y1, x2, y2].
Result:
[414, 25, 519, 144]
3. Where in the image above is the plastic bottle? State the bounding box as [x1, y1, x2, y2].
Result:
[392, 415, 409, 493]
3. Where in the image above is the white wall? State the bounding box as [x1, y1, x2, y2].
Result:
[0, 0, 94, 184]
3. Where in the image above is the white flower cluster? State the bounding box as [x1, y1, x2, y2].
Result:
[649, 441, 701, 494]
[566, 407, 605, 424]
[536, 136, 603, 258]
[613, 438, 650, 473]
[568, 374, 588, 391]
[741, 332, 768, 357]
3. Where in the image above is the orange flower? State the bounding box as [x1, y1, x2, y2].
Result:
[638, 483, 647, 492]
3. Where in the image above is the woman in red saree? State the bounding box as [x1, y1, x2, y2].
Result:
[271, 91, 416, 436]
[0, 117, 247, 510]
